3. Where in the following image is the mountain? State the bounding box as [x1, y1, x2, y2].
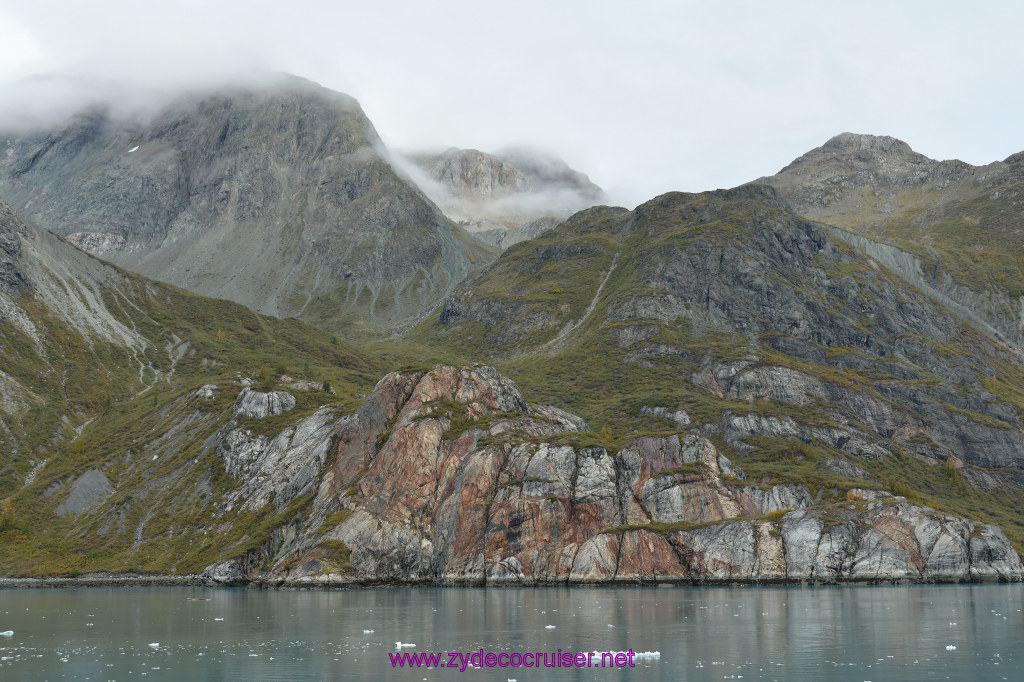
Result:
[397, 147, 604, 249]
[0, 197, 397, 574]
[757, 132, 1024, 346]
[407, 185, 1024, 552]
[0, 75, 493, 335]
[3, 187, 1024, 584]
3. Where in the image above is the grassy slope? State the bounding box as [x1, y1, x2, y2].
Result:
[781, 161, 1024, 301]
[0, 262, 396, 576]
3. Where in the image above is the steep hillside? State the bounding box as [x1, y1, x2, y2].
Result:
[408, 186, 1024, 550]
[0, 75, 492, 335]
[758, 133, 1024, 346]
[0, 199, 399, 574]
[398, 147, 603, 248]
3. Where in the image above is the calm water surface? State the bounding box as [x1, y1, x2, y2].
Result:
[0, 584, 1021, 680]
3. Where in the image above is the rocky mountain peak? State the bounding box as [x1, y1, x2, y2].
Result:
[0, 76, 484, 334]
[822, 132, 916, 155]
[774, 132, 936, 179]
[1004, 150, 1024, 165]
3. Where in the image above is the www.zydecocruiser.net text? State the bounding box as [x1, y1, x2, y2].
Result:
[389, 648, 649, 670]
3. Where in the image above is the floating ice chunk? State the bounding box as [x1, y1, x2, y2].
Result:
[363, 629, 374, 634]
[149, 642, 159, 648]
[128, 146, 139, 153]
[0, 630, 13, 636]
[946, 645, 957, 651]
[545, 625, 555, 629]
[589, 650, 660, 660]
[395, 642, 416, 648]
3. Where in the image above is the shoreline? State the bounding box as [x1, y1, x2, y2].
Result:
[1, 572, 1021, 589]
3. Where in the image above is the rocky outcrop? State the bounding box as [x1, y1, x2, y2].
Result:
[232, 388, 296, 419]
[640, 405, 691, 428]
[55, 469, 114, 516]
[216, 406, 344, 513]
[222, 366, 1023, 586]
[692, 357, 1024, 469]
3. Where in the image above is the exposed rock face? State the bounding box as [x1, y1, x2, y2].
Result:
[398, 147, 603, 248]
[66, 232, 128, 257]
[0, 201, 29, 295]
[640, 405, 691, 428]
[207, 367, 1021, 585]
[423, 187, 1024, 471]
[0, 75, 484, 333]
[232, 388, 296, 419]
[758, 132, 1024, 347]
[819, 458, 878, 481]
[193, 384, 219, 400]
[55, 469, 113, 516]
[216, 406, 343, 513]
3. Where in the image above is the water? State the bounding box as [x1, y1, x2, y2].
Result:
[0, 584, 1021, 680]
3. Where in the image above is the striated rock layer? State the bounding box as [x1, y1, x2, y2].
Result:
[202, 366, 1023, 586]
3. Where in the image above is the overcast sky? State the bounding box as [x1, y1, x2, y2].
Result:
[1, 0, 1021, 208]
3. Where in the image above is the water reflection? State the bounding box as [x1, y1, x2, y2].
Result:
[0, 584, 1020, 680]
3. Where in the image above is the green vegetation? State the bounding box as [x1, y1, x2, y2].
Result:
[6, 183, 1024, 579]
[404, 186, 1024, 557]
[0, 259, 393, 576]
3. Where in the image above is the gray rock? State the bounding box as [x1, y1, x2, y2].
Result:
[217, 407, 342, 512]
[201, 559, 242, 584]
[193, 384, 219, 399]
[531, 405, 590, 432]
[819, 458, 878, 481]
[717, 455, 746, 481]
[55, 469, 113, 516]
[232, 388, 296, 419]
[719, 412, 801, 450]
[640, 405, 691, 428]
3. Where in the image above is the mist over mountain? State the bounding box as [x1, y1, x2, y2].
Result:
[0, 74, 489, 335]
[395, 146, 604, 249]
[3, 66, 1024, 586]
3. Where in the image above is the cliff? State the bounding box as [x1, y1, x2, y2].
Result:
[203, 366, 1023, 585]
